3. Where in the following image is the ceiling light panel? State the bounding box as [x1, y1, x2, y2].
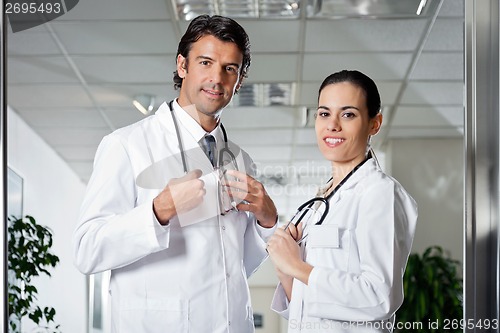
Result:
[176, 0, 300, 19]
[231, 83, 295, 107]
[307, 0, 439, 19]
[176, 0, 438, 20]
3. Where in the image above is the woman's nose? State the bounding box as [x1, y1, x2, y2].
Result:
[327, 117, 340, 131]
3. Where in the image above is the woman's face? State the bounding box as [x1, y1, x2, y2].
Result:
[315, 82, 382, 169]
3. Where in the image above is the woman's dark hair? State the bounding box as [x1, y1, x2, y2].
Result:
[318, 70, 381, 118]
[173, 15, 251, 90]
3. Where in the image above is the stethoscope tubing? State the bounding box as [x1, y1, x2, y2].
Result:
[168, 100, 233, 174]
[288, 197, 330, 228]
[285, 152, 373, 242]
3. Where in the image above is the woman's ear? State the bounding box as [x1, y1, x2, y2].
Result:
[369, 113, 383, 136]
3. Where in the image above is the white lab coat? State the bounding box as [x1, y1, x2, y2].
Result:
[73, 101, 273, 333]
[271, 158, 418, 333]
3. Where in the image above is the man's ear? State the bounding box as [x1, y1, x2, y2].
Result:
[369, 113, 383, 136]
[234, 75, 244, 94]
[177, 54, 187, 79]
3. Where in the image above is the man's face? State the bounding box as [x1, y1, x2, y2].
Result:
[176, 34, 243, 129]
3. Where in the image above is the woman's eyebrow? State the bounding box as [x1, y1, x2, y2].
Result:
[341, 105, 360, 111]
[317, 105, 360, 111]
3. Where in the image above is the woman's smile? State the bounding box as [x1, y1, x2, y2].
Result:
[323, 137, 345, 147]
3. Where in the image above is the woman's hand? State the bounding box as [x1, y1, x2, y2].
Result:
[267, 224, 312, 284]
[285, 221, 302, 242]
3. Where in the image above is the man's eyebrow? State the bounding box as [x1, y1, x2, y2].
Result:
[196, 55, 241, 69]
[196, 55, 214, 62]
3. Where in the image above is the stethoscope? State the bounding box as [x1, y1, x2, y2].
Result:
[167, 100, 238, 174]
[285, 151, 372, 243]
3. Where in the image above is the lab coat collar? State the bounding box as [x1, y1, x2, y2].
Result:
[155, 100, 224, 145]
[154, 100, 222, 172]
[321, 157, 379, 199]
[343, 157, 379, 189]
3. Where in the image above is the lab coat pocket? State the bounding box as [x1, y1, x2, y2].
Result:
[307, 225, 350, 272]
[119, 297, 188, 333]
[308, 225, 340, 248]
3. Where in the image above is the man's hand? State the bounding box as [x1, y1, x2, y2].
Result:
[224, 169, 277, 228]
[153, 169, 205, 225]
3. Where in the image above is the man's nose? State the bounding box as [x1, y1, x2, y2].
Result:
[209, 67, 224, 83]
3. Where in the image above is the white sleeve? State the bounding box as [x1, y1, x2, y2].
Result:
[271, 283, 290, 319]
[306, 180, 418, 321]
[243, 217, 277, 277]
[72, 134, 171, 275]
[241, 150, 278, 277]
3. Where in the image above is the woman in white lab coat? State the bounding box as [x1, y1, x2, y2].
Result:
[266, 70, 418, 333]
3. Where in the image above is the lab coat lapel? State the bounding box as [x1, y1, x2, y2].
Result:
[156, 102, 214, 174]
[135, 103, 211, 189]
[329, 158, 378, 205]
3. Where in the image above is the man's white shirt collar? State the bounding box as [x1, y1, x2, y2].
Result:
[172, 99, 222, 144]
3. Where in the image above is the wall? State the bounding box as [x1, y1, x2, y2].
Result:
[248, 260, 283, 333]
[8, 107, 88, 333]
[388, 138, 463, 264]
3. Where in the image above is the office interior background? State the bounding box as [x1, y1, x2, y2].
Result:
[2, 0, 499, 332]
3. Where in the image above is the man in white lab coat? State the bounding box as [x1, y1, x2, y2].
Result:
[73, 15, 278, 333]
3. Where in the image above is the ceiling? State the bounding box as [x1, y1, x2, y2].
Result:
[6, 0, 464, 215]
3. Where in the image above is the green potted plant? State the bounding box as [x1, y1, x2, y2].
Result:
[8, 215, 61, 333]
[396, 245, 463, 333]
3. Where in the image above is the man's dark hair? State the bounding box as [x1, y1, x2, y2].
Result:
[173, 15, 251, 90]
